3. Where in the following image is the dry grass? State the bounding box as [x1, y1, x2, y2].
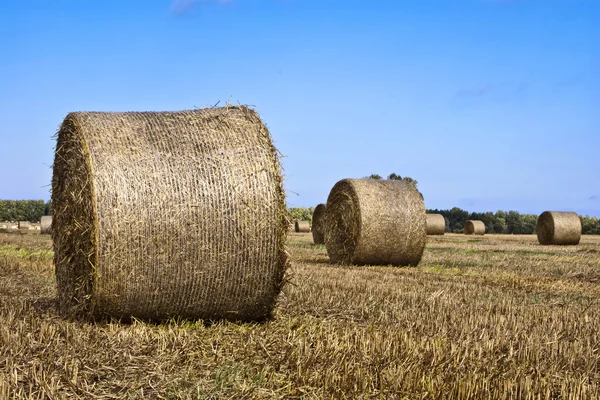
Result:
[1, 231, 600, 399]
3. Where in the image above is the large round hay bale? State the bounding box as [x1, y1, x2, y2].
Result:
[426, 214, 445, 235]
[311, 204, 326, 244]
[536, 211, 581, 245]
[18, 221, 30, 230]
[324, 178, 426, 266]
[295, 220, 310, 233]
[41, 216, 52, 235]
[52, 106, 288, 321]
[464, 220, 485, 235]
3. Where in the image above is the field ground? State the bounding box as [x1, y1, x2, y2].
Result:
[1, 232, 599, 399]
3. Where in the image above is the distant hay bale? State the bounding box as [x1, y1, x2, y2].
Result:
[295, 220, 310, 233]
[464, 220, 485, 235]
[311, 204, 326, 244]
[41, 216, 52, 235]
[18, 221, 30, 230]
[426, 214, 445, 235]
[52, 106, 288, 321]
[536, 211, 581, 245]
[324, 178, 426, 266]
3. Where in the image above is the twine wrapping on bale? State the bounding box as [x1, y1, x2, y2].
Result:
[536, 211, 581, 245]
[426, 214, 446, 235]
[311, 204, 326, 244]
[41, 216, 52, 235]
[18, 221, 30, 230]
[295, 220, 310, 233]
[464, 220, 485, 235]
[324, 178, 426, 266]
[52, 106, 288, 321]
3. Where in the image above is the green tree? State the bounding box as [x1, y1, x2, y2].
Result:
[365, 174, 382, 180]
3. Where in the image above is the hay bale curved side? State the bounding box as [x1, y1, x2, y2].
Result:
[464, 220, 485, 235]
[536, 211, 581, 245]
[324, 178, 426, 266]
[52, 106, 288, 321]
[311, 204, 326, 244]
[295, 220, 310, 233]
[426, 214, 446, 235]
[41, 216, 52, 235]
[18, 221, 30, 230]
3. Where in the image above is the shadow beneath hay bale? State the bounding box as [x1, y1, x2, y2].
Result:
[52, 305, 278, 327]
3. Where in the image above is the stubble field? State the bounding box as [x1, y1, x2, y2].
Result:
[1, 231, 599, 399]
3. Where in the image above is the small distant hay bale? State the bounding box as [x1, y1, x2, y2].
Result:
[426, 214, 445, 235]
[41, 216, 52, 235]
[52, 106, 288, 321]
[324, 178, 426, 266]
[536, 211, 581, 245]
[311, 204, 327, 244]
[18, 221, 30, 230]
[464, 220, 485, 235]
[295, 220, 310, 233]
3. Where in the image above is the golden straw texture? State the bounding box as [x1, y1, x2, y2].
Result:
[426, 214, 446, 235]
[324, 179, 426, 266]
[311, 204, 326, 244]
[40, 216, 52, 235]
[295, 221, 310, 233]
[52, 106, 288, 321]
[536, 211, 581, 245]
[464, 220, 485, 235]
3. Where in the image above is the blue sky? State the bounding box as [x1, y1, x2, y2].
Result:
[1, 0, 598, 216]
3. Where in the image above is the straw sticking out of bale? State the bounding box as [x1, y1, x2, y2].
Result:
[18, 221, 30, 230]
[41, 216, 52, 235]
[426, 214, 446, 235]
[536, 211, 581, 245]
[324, 178, 426, 266]
[464, 220, 485, 235]
[52, 106, 288, 321]
[311, 204, 326, 244]
[295, 220, 310, 233]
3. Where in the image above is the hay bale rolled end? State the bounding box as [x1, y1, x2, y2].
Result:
[52, 106, 288, 321]
[324, 178, 426, 266]
[18, 221, 30, 230]
[464, 220, 485, 235]
[311, 204, 326, 244]
[295, 220, 310, 233]
[426, 214, 446, 235]
[41, 216, 52, 235]
[536, 211, 581, 245]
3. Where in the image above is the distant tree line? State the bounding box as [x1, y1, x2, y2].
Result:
[3, 198, 599, 235]
[0, 200, 52, 222]
[427, 208, 600, 235]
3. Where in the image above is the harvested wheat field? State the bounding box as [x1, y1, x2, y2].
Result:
[1, 231, 600, 399]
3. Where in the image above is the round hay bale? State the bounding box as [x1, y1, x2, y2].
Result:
[52, 106, 288, 321]
[324, 178, 426, 266]
[41, 216, 52, 235]
[311, 204, 326, 244]
[18, 221, 30, 230]
[295, 220, 310, 233]
[464, 220, 485, 235]
[426, 214, 445, 235]
[536, 211, 581, 245]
